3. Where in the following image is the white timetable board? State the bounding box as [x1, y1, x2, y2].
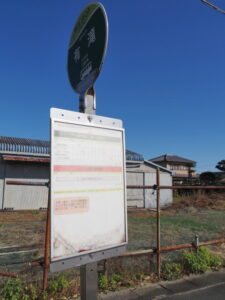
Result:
[50, 108, 127, 271]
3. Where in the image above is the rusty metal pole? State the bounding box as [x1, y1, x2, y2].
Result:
[156, 168, 161, 278]
[43, 184, 51, 290]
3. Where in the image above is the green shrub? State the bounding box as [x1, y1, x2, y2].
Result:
[27, 284, 37, 300]
[208, 251, 224, 270]
[49, 275, 69, 293]
[183, 246, 223, 274]
[41, 290, 48, 300]
[1, 278, 23, 300]
[57, 275, 70, 291]
[49, 279, 58, 293]
[98, 273, 123, 291]
[164, 263, 182, 280]
[110, 274, 122, 290]
[98, 275, 109, 290]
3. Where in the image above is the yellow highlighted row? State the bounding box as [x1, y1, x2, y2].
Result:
[54, 188, 123, 194]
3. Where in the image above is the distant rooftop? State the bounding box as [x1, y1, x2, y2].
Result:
[126, 150, 144, 162]
[0, 136, 144, 161]
[0, 136, 50, 155]
[149, 154, 196, 165]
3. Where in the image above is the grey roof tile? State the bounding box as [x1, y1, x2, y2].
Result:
[149, 154, 196, 164]
[0, 136, 144, 162]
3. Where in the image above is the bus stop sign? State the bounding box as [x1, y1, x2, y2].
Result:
[67, 3, 108, 95]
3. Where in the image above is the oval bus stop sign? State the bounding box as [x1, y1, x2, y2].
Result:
[67, 2, 108, 95]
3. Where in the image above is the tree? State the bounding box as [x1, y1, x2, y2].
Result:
[200, 172, 216, 185]
[216, 160, 225, 171]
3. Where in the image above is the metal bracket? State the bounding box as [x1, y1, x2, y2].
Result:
[79, 86, 96, 115]
[153, 184, 158, 190]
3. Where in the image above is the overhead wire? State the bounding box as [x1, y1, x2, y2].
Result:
[200, 0, 225, 14]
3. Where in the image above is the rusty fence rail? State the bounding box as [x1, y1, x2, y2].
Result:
[127, 185, 225, 189]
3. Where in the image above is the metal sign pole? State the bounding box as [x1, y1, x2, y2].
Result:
[80, 86, 98, 300]
[80, 263, 98, 300]
[66, 3, 110, 299]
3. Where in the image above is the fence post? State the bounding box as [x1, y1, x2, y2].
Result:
[194, 235, 199, 252]
[156, 168, 161, 278]
[43, 184, 51, 290]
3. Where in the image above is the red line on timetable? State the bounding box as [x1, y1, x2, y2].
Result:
[54, 165, 123, 172]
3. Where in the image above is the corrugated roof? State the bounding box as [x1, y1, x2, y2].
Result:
[126, 150, 144, 161]
[0, 136, 144, 162]
[0, 136, 50, 155]
[149, 154, 196, 165]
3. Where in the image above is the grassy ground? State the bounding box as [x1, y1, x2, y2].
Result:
[128, 208, 225, 251]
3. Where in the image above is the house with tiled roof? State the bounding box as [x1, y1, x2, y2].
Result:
[149, 154, 197, 184]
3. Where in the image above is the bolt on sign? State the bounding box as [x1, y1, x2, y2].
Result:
[50, 109, 127, 272]
[67, 2, 108, 95]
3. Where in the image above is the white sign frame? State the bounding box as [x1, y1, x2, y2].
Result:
[50, 108, 127, 272]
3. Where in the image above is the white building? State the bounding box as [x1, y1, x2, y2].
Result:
[126, 150, 173, 208]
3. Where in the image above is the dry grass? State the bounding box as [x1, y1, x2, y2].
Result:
[171, 191, 225, 211]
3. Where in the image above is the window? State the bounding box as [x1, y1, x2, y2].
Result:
[169, 164, 189, 171]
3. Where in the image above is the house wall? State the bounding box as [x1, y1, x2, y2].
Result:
[126, 163, 155, 208]
[172, 169, 189, 176]
[144, 172, 172, 208]
[1, 161, 49, 210]
[126, 162, 172, 208]
[0, 160, 5, 209]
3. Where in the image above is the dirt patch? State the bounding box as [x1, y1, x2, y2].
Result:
[0, 211, 46, 247]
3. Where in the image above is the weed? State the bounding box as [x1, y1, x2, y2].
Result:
[109, 274, 122, 290]
[98, 274, 123, 291]
[27, 284, 37, 300]
[98, 275, 109, 290]
[1, 278, 23, 300]
[41, 290, 48, 300]
[49, 279, 58, 293]
[183, 246, 223, 274]
[209, 252, 224, 270]
[163, 263, 182, 280]
[131, 273, 144, 281]
[48, 275, 70, 293]
[57, 275, 70, 291]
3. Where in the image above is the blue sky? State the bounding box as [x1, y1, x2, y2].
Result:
[1, 0, 225, 173]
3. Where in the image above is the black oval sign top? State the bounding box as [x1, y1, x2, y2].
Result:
[67, 3, 108, 95]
